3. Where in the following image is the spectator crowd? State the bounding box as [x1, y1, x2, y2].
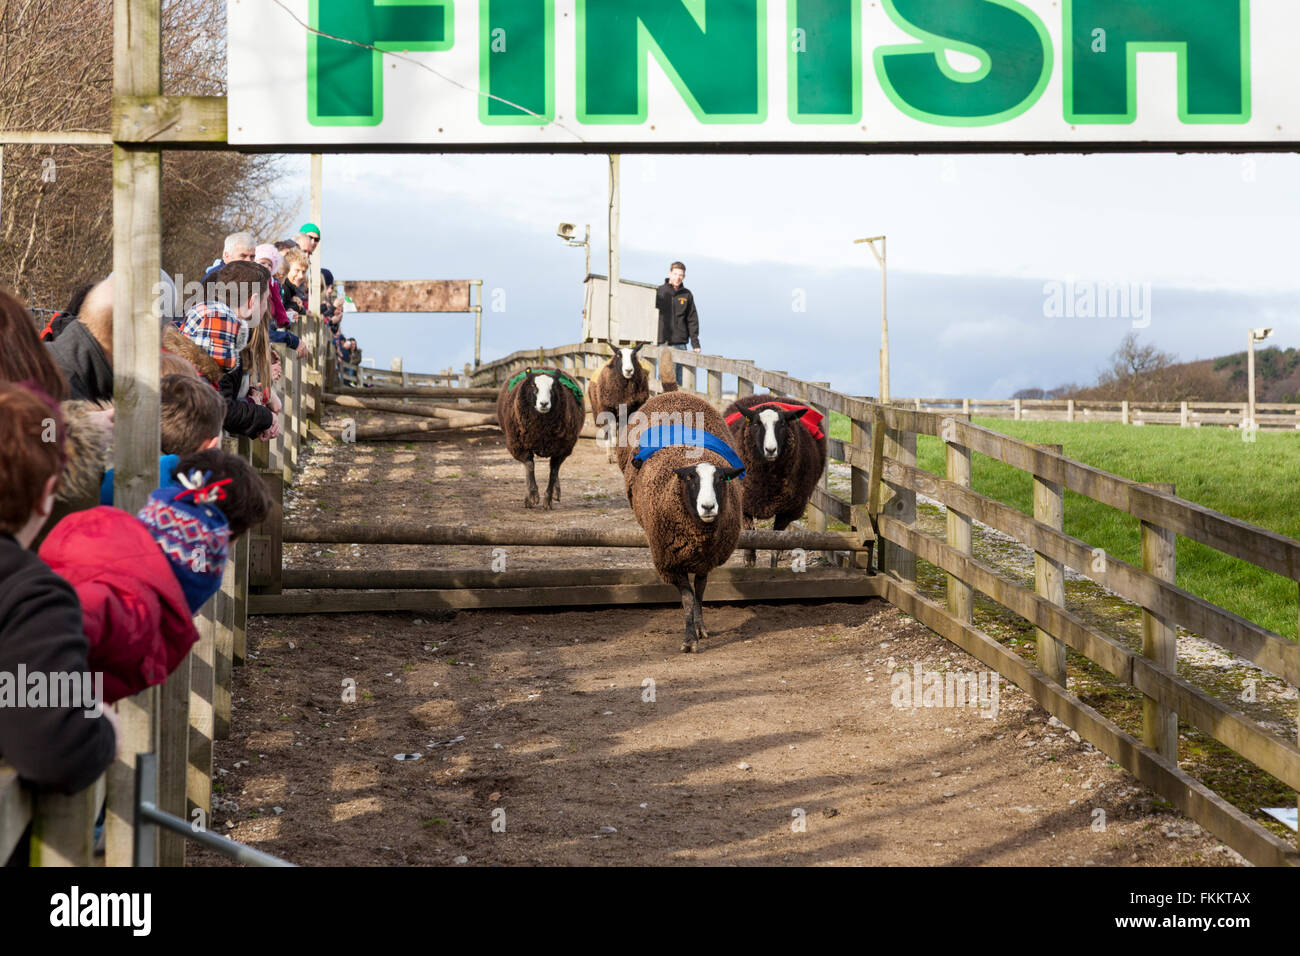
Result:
[1, 221, 357, 862]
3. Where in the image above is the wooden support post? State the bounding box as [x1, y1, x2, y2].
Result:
[248, 471, 285, 594]
[107, 0, 163, 871]
[29, 781, 101, 866]
[1013, 398, 1022, 421]
[682, 361, 695, 394]
[737, 376, 753, 398]
[962, 397, 970, 416]
[1122, 400, 1130, 425]
[1067, 399, 1075, 423]
[213, 545, 235, 741]
[878, 426, 917, 584]
[232, 436, 251, 664]
[849, 413, 871, 570]
[1141, 482, 1178, 761]
[945, 423, 974, 622]
[1180, 401, 1189, 427]
[187, 608, 215, 829]
[1033, 444, 1067, 687]
[706, 367, 722, 409]
[157, 653, 191, 865]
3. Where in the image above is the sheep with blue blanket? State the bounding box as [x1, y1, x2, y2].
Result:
[619, 383, 744, 653]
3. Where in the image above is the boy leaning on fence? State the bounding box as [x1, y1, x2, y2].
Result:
[0, 382, 119, 800]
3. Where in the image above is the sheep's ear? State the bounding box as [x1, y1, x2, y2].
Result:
[719, 466, 744, 482]
[739, 406, 760, 422]
[673, 465, 698, 481]
[631, 343, 643, 356]
[783, 406, 809, 421]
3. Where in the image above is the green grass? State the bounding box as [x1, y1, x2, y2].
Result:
[828, 413, 1300, 638]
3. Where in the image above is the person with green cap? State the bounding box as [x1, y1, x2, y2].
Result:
[294, 222, 321, 257]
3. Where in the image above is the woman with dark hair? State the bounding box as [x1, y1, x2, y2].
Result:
[0, 287, 70, 401]
[39, 282, 96, 342]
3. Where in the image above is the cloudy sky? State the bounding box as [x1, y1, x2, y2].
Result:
[282, 151, 1300, 398]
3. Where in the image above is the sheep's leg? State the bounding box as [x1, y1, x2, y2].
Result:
[742, 514, 756, 568]
[770, 509, 799, 569]
[545, 454, 566, 509]
[523, 454, 540, 508]
[692, 571, 709, 645]
[671, 572, 698, 653]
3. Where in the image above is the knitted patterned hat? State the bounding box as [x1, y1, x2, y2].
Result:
[136, 470, 232, 613]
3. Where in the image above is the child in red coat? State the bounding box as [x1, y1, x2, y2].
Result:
[40, 449, 273, 703]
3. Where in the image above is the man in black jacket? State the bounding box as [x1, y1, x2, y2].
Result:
[0, 384, 118, 809]
[45, 278, 115, 403]
[656, 261, 700, 386]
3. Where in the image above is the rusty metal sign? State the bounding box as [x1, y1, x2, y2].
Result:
[346, 280, 473, 313]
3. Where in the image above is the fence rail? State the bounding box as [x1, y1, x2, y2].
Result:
[894, 397, 1300, 429]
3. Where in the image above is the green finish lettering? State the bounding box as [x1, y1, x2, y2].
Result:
[481, 0, 554, 124]
[309, 0, 453, 126]
[874, 0, 1051, 126]
[1064, 0, 1250, 124]
[788, 0, 860, 123]
[578, 0, 766, 124]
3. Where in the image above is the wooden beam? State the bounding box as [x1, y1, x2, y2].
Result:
[251, 568, 880, 614]
[113, 95, 226, 145]
[1033, 445, 1067, 687]
[324, 393, 497, 427]
[0, 131, 113, 145]
[283, 521, 873, 550]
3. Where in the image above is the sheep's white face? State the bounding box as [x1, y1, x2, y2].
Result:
[758, 408, 782, 461]
[618, 348, 636, 379]
[693, 463, 719, 522]
[674, 462, 743, 524]
[533, 374, 555, 414]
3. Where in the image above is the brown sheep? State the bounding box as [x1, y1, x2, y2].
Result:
[496, 368, 585, 509]
[588, 344, 650, 462]
[621, 388, 744, 653]
[723, 393, 828, 567]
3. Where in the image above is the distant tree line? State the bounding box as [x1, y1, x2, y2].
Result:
[1014, 332, 1300, 404]
[0, 0, 293, 311]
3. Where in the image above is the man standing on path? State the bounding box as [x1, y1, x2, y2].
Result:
[656, 261, 700, 386]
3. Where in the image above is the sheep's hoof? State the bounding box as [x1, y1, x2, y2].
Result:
[553, 483, 561, 500]
[542, 499, 553, 511]
[524, 494, 538, 509]
[681, 641, 697, 653]
[769, 551, 782, 569]
[695, 625, 709, 644]
[743, 550, 756, 568]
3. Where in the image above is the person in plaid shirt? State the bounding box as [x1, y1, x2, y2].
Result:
[178, 260, 279, 440]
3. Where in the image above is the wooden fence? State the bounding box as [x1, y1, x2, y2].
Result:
[8, 335, 1299, 866]
[471, 343, 1300, 866]
[0, 314, 329, 867]
[897, 397, 1300, 429]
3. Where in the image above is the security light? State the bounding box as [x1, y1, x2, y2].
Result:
[557, 223, 577, 240]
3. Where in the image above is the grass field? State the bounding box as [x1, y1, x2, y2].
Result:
[827, 414, 1300, 640]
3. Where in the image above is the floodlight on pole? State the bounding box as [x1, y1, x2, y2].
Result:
[556, 221, 592, 281]
[1247, 327, 1273, 428]
[854, 235, 888, 403]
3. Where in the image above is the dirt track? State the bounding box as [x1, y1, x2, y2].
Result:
[191, 408, 1244, 866]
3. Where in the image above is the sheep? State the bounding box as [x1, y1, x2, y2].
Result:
[722, 393, 828, 568]
[588, 344, 650, 462]
[620, 385, 744, 653]
[496, 367, 585, 509]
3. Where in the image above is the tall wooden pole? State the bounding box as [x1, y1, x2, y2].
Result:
[855, 236, 888, 402]
[108, 0, 163, 868]
[309, 154, 322, 317]
[608, 154, 620, 345]
[1246, 329, 1256, 427]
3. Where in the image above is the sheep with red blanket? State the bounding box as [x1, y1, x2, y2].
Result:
[722, 394, 828, 567]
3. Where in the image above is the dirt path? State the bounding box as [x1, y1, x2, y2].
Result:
[191, 407, 1245, 866]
